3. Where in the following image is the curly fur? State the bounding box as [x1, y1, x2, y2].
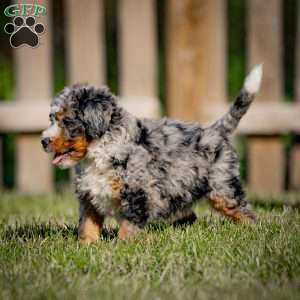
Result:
[41, 65, 263, 240]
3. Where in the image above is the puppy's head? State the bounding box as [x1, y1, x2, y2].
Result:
[41, 84, 116, 169]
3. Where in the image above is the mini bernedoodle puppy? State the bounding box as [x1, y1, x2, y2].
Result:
[41, 65, 262, 243]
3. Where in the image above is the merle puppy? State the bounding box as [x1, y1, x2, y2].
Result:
[41, 65, 262, 243]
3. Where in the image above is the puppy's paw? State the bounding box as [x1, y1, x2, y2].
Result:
[78, 234, 99, 245]
[118, 220, 141, 240]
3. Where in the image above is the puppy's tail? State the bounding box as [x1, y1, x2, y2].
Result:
[210, 64, 263, 135]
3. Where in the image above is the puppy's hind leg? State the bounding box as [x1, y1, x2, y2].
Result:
[209, 193, 256, 224]
[208, 151, 256, 223]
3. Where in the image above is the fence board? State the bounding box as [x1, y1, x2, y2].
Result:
[1, 102, 300, 134]
[166, 0, 226, 122]
[119, 0, 156, 97]
[247, 0, 284, 194]
[199, 103, 300, 134]
[118, 0, 159, 118]
[65, 0, 105, 86]
[248, 137, 284, 195]
[15, 0, 53, 193]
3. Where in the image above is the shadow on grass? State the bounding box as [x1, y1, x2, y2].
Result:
[2, 215, 203, 242]
[2, 209, 268, 242]
[147, 213, 216, 233]
[2, 222, 119, 242]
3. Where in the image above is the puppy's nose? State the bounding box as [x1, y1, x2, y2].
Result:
[41, 137, 51, 149]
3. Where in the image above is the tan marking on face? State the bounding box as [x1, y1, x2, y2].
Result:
[118, 220, 141, 240]
[69, 135, 90, 161]
[51, 127, 66, 151]
[55, 110, 65, 122]
[52, 127, 89, 161]
[78, 207, 104, 244]
[210, 196, 256, 223]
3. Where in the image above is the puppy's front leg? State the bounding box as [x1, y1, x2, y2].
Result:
[78, 201, 104, 244]
[118, 219, 141, 240]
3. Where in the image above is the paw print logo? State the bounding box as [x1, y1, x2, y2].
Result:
[4, 16, 45, 48]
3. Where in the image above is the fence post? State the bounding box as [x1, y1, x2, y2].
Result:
[247, 0, 284, 195]
[15, 0, 53, 193]
[291, 1, 300, 190]
[119, 0, 157, 98]
[65, 0, 105, 86]
[166, 0, 226, 122]
[118, 0, 159, 119]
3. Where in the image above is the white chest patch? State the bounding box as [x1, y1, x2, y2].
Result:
[77, 163, 121, 217]
[76, 129, 134, 218]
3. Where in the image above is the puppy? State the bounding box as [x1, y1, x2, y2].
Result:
[41, 65, 262, 243]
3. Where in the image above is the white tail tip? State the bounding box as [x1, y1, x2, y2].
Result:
[244, 64, 263, 94]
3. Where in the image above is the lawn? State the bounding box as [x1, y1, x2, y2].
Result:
[0, 192, 299, 300]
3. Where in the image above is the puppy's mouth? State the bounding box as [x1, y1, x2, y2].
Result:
[52, 151, 72, 165]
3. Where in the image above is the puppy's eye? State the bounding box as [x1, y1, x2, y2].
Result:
[49, 114, 55, 125]
[62, 117, 84, 137]
[70, 128, 83, 137]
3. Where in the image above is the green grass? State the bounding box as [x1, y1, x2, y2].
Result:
[0, 192, 299, 300]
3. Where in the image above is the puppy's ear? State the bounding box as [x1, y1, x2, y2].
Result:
[81, 97, 114, 138]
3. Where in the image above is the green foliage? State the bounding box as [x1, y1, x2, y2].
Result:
[2, 134, 15, 188]
[0, 57, 13, 100]
[283, 0, 297, 101]
[156, 0, 166, 115]
[0, 192, 299, 300]
[227, 0, 246, 99]
[104, 0, 119, 95]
